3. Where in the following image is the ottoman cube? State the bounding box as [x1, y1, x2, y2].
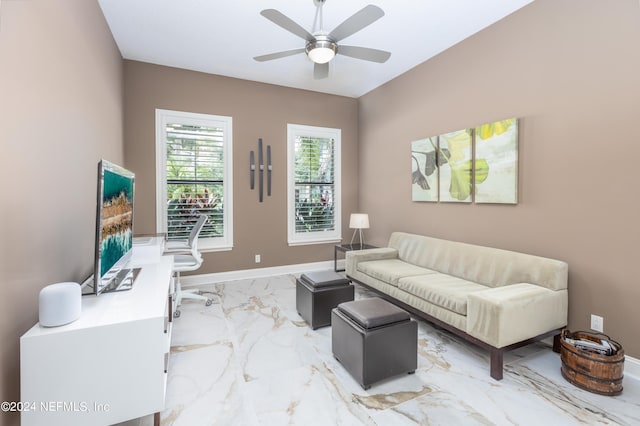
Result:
[296, 270, 354, 329]
[332, 298, 417, 389]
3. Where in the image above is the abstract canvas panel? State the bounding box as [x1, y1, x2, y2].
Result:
[438, 129, 473, 203]
[474, 118, 518, 204]
[411, 136, 439, 202]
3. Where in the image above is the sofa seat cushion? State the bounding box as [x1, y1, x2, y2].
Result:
[357, 259, 437, 286]
[398, 274, 489, 316]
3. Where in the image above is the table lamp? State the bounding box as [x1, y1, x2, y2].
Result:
[349, 213, 370, 248]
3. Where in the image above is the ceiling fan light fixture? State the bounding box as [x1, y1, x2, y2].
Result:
[306, 37, 337, 64]
[257, 3, 388, 79]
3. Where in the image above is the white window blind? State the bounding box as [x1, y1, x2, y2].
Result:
[156, 110, 233, 251]
[288, 124, 341, 245]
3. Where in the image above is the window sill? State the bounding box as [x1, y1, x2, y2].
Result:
[199, 245, 233, 253]
[288, 238, 341, 247]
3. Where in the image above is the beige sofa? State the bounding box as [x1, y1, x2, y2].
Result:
[346, 232, 568, 380]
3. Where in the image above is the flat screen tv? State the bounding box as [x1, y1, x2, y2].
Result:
[93, 159, 135, 295]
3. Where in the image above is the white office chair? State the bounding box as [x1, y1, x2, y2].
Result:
[164, 214, 213, 317]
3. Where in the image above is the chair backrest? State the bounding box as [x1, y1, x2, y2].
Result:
[187, 214, 208, 254]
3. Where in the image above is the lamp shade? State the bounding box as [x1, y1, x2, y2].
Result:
[349, 213, 370, 229]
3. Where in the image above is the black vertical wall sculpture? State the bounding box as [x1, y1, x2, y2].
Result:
[267, 145, 272, 197]
[250, 138, 271, 202]
[258, 139, 264, 202]
[249, 150, 255, 190]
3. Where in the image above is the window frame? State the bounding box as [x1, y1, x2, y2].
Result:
[155, 109, 233, 251]
[287, 123, 342, 246]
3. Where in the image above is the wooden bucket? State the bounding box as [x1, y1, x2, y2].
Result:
[560, 329, 624, 396]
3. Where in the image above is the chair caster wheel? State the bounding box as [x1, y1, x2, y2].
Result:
[174, 310, 181, 318]
[205, 299, 213, 307]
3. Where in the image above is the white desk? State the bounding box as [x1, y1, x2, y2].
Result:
[20, 237, 174, 426]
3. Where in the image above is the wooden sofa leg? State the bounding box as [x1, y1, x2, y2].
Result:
[490, 348, 504, 380]
[553, 333, 562, 353]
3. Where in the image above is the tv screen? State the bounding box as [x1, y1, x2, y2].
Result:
[94, 159, 135, 295]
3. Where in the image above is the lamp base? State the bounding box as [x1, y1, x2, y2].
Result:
[350, 229, 365, 248]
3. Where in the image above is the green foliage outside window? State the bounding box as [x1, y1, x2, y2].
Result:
[294, 136, 335, 233]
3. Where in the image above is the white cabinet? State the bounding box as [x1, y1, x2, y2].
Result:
[20, 238, 174, 426]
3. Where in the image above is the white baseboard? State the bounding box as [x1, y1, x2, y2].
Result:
[180, 260, 338, 287]
[625, 355, 640, 380]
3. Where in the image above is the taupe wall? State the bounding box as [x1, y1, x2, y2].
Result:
[358, 0, 640, 357]
[124, 61, 359, 274]
[0, 1, 124, 424]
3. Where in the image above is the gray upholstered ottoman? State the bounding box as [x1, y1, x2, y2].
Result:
[332, 298, 417, 389]
[296, 271, 354, 329]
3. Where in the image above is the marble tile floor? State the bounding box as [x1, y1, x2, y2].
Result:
[121, 274, 639, 426]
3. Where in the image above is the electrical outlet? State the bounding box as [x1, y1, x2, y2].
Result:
[255, 254, 261, 263]
[590, 314, 604, 333]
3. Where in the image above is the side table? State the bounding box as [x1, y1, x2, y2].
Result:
[334, 243, 377, 272]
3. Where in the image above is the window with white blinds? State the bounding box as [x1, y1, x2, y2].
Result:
[287, 124, 341, 245]
[156, 109, 233, 251]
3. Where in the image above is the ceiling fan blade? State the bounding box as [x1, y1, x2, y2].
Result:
[329, 5, 385, 42]
[254, 48, 306, 62]
[338, 45, 391, 63]
[314, 62, 329, 79]
[260, 9, 315, 42]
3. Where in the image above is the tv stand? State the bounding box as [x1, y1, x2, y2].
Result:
[20, 237, 174, 426]
[81, 267, 142, 295]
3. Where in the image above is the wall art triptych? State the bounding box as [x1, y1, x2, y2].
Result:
[411, 117, 518, 204]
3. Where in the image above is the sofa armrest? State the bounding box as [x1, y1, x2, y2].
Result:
[346, 247, 398, 277]
[467, 283, 567, 348]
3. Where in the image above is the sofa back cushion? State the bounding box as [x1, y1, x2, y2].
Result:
[357, 259, 437, 286]
[388, 232, 568, 291]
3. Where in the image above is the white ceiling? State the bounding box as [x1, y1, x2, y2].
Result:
[98, 0, 533, 98]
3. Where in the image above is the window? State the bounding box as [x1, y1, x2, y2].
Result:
[287, 123, 341, 245]
[156, 109, 233, 251]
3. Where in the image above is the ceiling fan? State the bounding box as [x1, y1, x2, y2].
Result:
[254, 0, 391, 79]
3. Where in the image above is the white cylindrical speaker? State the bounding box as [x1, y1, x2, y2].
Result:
[39, 282, 82, 327]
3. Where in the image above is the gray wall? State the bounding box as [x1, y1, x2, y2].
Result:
[358, 0, 640, 357]
[0, 1, 124, 424]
